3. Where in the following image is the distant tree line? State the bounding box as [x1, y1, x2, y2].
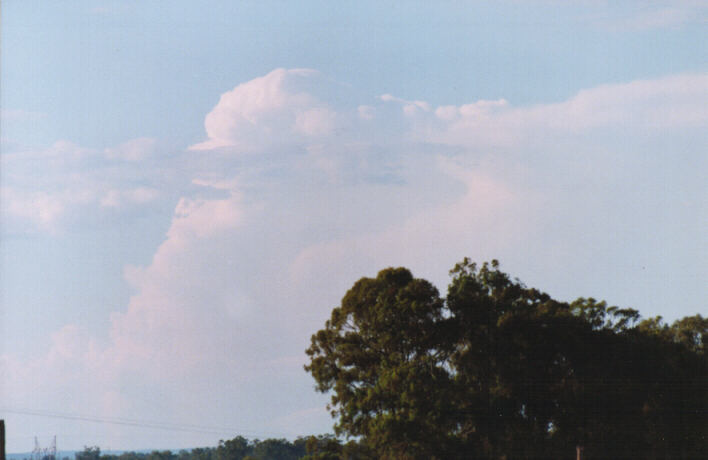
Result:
[73, 435, 359, 460]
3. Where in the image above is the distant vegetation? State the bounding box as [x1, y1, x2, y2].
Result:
[72, 436, 361, 460]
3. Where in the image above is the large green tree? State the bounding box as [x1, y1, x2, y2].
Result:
[305, 259, 707, 459]
[305, 267, 458, 459]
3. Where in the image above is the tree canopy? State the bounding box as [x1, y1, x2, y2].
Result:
[305, 259, 707, 459]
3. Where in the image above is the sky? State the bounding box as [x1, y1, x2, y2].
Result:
[1, 0, 707, 452]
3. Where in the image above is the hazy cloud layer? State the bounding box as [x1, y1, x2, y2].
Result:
[1, 139, 169, 233]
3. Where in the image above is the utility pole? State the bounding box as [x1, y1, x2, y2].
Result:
[576, 445, 584, 460]
[1, 420, 6, 460]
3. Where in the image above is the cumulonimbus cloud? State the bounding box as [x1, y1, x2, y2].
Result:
[3, 69, 706, 449]
[190, 68, 338, 151]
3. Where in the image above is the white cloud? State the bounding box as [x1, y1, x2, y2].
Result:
[104, 137, 157, 162]
[380, 93, 431, 117]
[1, 188, 68, 231]
[100, 176, 249, 386]
[169, 191, 241, 240]
[100, 187, 160, 208]
[294, 107, 337, 136]
[434, 105, 459, 121]
[357, 105, 375, 120]
[1, 324, 115, 427]
[543, 73, 708, 129]
[1, 138, 169, 232]
[287, 157, 530, 294]
[190, 68, 337, 151]
[425, 73, 708, 149]
[2, 177, 256, 446]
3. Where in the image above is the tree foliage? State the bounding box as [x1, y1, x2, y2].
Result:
[305, 267, 458, 459]
[76, 447, 101, 460]
[305, 259, 708, 459]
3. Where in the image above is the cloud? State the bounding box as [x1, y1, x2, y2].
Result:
[190, 68, 337, 151]
[294, 107, 337, 137]
[3, 69, 706, 449]
[287, 157, 532, 296]
[422, 73, 708, 150]
[357, 105, 375, 120]
[168, 185, 242, 240]
[542, 73, 708, 129]
[86, 176, 290, 396]
[1, 324, 114, 426]
[2, 176, 267, 447]
[105, 137, 158, 162]
[100, 187, 160, 208]
[380, 93, 431, 117]
[2, 166, 337, 445]
[1, 188, 69, 231]
[1, 138, 167, 232]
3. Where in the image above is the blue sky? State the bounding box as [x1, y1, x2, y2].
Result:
[1, 0, 707, 452]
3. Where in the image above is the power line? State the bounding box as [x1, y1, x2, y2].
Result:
[0, 408, 288, 439]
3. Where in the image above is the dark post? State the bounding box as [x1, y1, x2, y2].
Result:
[1, 420, 6, 460]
